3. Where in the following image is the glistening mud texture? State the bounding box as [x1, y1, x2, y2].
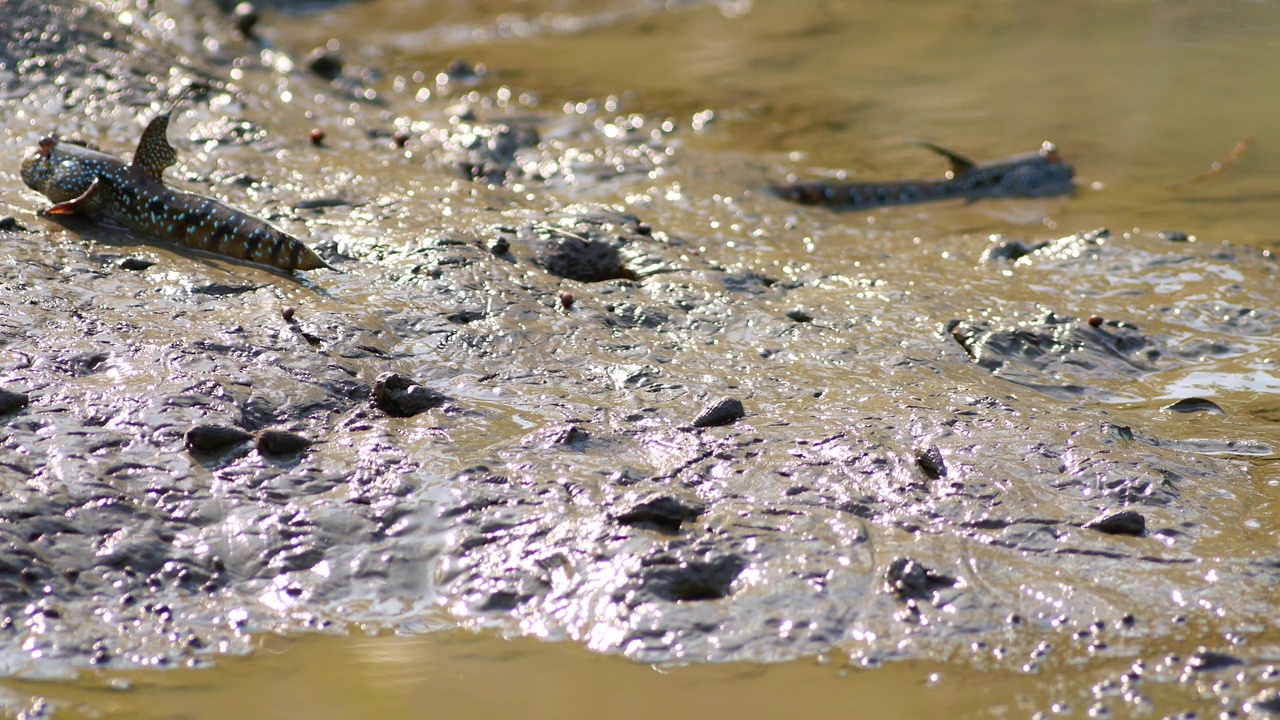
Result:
[3, 0, 1280, 716]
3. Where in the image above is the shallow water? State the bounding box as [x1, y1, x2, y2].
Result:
[10, 626, 1280, 719]
[5, 0, 1280, 717]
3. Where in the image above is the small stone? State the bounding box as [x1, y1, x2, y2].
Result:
[392, 131, 409, 148]
[884, 557, 955, 602]
[487, 236, 510, 255]
[692, 397, 745, 428]
[281, 307, 296, 322]
[0, 388, 29, 415]
[527, 423, 589, 447]
[1187, 649, 1243, 672]
[372, 372, 447, 417]
[0, 216, 17, 230]
[1087, 315, 1104, 327]
[309, 128, 325, 145]
[256, 429, 311, 455]
[304, 44, 343, 80]
[559, 292, 575, 309]
[1083, 510, 1145, 536]
[980, 237, 1048, 263]
[1158, 230, 1192, 243]
[230, 2, 258, 36]
[444, 58, 484, 80]
[184, 424, 252, 452]
[915, 445, 946, 479]
[786, 309, 814, 323]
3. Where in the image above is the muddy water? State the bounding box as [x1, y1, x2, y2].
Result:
[4, 0, 1280, 717]
[288, 0, 1280, 239]
[14, 626, 1280, 720]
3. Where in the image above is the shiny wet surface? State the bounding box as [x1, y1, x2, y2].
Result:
[3, 0, 1280, 717]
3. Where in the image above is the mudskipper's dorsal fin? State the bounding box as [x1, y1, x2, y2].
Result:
[132, 111, 179, 182]
[912, 141, 976, 179]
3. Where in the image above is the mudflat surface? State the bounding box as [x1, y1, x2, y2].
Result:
[3, 0, 1280, 717]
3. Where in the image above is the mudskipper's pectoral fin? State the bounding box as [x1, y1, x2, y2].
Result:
[132, 111, 179, 182]
[912, 141, 976, 179]
[45, 177, 102, 215]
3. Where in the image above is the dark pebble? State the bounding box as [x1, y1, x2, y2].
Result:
[1087, 315, 1104, 327]
[883, 557, 955, 602]
[0, 388, 29, 415]
[692, 397, 745, 428]
[1162, 397, 1225, 415]
[559, 292, 575, 309]
[118, 256, 156, 271]
[534, 423, 589, 447]
[392, 131, 409, 148]
[981, 237, 1049, 263]
[1187, 649, 1243, 672]
[230, 2, 257, 36]
[1082, 510, 1146, 536]
[309, 128, 325, 145]
[1158, 231, 1192, 243]
[487, 236, 510, 255]
[786, 309, 814, 323]
[372, 372, 447, 417]
[914, 445, 946, 479]
[281, 307, 296, 322]
[184, 424, 252, 452]
[444, 58, 484, 80]
[0, 216, 17, 230]
[304, 44, 343, 80]
[255, 429, 312, 455]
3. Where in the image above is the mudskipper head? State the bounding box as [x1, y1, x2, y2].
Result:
[998, 141, 1074, 196]
[20, 136, 59, 193]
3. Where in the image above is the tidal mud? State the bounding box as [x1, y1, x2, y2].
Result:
[2, 0, 1280, 716]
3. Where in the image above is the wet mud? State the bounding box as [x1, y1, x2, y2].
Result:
[2, 0, 1280, 716]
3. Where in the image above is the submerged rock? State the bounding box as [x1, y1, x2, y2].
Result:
[691, 397, 746, 428]
[372, 372, 447, 417]
[1082, 510, 1146, 536]
[256, 429, 312, 455]
[184, 424, 253, 452]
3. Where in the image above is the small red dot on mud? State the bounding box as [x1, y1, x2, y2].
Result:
[309, 128, 325, 145]
[559, 292, 575, 309]
[1087, 315, 1103, 327]
[282, 307, 296, 322]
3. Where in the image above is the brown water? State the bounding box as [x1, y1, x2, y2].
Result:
[8, 627, 1273, 719]
[7, 0, 1280, 717]
[286, 0, 1280, 241]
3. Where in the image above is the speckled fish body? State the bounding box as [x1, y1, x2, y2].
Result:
[772, 141, 1074, 210]
[21, 112, 331, 272]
